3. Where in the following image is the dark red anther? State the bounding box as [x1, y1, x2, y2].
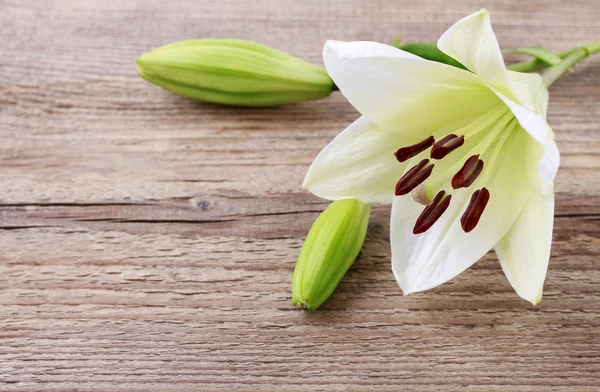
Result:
[461, 187, 491, 233]
[452, 155, 484, 189]
[395, 159, 434, 196]
[413, 191, 452, 234]
[430, 134, 465, 160]
[394, 136, 435, 162]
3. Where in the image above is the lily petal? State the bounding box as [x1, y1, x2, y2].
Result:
[491, 88, 550, 145]
[323, 40, 501, 137]
[303, 116, 418, 204]
[437, 9, 515, 100]
[437, 10, 551, 145]
[508, 71, 549, 117]
[495, 188, 554, 305]
[536, 82, 550, 119]
[391, 128, 532, 294]
[525, 135, 560, 196]
[536, 141, 560, 195]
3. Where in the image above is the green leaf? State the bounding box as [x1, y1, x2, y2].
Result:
[394, 42, 467, 70]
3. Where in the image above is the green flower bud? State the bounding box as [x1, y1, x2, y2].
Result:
[292, 199, 371, 310]
[137, 39, 334, 107]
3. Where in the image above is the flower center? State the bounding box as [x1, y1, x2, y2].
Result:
[393, 110, 517, 235]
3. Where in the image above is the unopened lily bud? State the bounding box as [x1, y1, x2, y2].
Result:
[137, 39, 334, 106]
[292, 199, 371, 310]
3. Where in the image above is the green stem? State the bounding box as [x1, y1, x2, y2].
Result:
[583, 40, 600, 55]
[542, 40, 600, 87]
[506, 48, 577, 73]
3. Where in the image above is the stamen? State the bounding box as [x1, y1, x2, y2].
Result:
[413, 191, 452, 234]
[430, 134, 465, 160]
[452, 155, 484, 189]
[394, 136, 435, 162]
[461, 188, 491, 233]
[395, 159, 434, 196]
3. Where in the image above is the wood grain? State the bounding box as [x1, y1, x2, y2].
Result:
[1, 0, 600, 390]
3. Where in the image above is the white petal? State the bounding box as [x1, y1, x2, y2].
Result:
[495, 188, 554, 305]
[303, 116, 418, 204]
[536, 140, 560, 195]
[491, 87, 550, 145]
[437, 10, 515, 97]
[323, 40, 500, 137]
[324, 39, 422, 61]
[508, 71, 549, 115]
[391, 128, 532, 294]
[524, 134, 560, 196]
[437, 10, 553, 145]
[536, 85, 550, 119]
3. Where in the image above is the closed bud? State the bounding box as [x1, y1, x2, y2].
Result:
[137, 39, 334, 106]
[292, 199, 371, 310]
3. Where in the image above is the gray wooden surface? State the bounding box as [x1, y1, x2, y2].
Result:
[1, 0, 600, 390]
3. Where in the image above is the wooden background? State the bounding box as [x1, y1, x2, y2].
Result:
[1, 0, 600, 390]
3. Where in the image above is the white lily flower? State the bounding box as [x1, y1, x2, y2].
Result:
[303, 9, 560, 304]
